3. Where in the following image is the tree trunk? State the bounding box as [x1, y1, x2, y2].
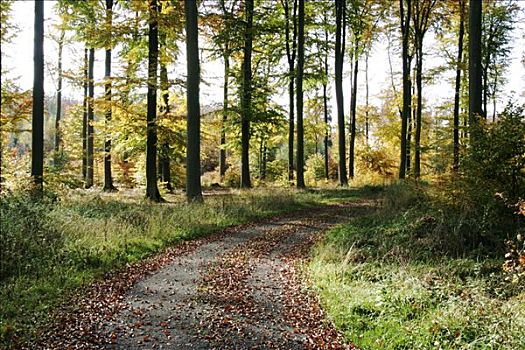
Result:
[365, 51, 369, 146]
[296, 0, 305, 188]
[348, 45, 358, 179]
[453, 0, 465, 171]
[399, 0, 411, 179]
[82, 48, 88, 181]
[85, 47, 95, 189]
[219, 48, 229, 179]
[240, 0, 253, 188]
[335, 0, 348, 186]
[54, 29, 64, 164]
[323, 19, 330, 180]
[185, 0, 203, 202]
[282, 0, 297, 182]
[103, 0, 116, 192]
[407, 66, 414, 175]
[146, 0, 162, 202]
[159, 33, 173, 192]
[32, 0, 44, 190]
[414, 45, 423, 178]
[469, 0, 482, 136]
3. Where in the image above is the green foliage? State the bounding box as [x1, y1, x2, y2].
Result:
[309, 183, 525, 350]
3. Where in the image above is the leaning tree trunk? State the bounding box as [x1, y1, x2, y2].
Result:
[335, 0, 348, 186]
[240, 0, 254, 188]
[32, 0, 44, 190]
[453, 0, 465, 171]
[185, 0, 203, 202]
[348, 43, 359, 179]
[54, 29, 64, 165]
[145, 0, 162, 202]
[296, 0, 305, 188]
[103, 0, 116, 192]
[85, 48, 95, 189]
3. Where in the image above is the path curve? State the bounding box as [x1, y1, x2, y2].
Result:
[35, 201, 372, 349]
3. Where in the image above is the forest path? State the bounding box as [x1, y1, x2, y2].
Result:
[36, 200, 373, 349]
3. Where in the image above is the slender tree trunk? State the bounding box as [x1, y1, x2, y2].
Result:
[323, 20, 330, 180]
[219, 48, 229, 179]
[146, 0, 162, 202]
[103, 0, 116, 192]
[159, 33, 173, 192]
[399, 0, 411, 179]
[54, 29, 64, 163]
[469, 0, 482, 136]
[82, 48, 88, 181]
[414, 46, 423, 178]
[240, 0, 253, 188]
[407, 65, 414, 175]
[85, 48, 95, 189]
[335, 0, 348, 186]
[262, 142, 267, 180]
[32, 0, 44, 190]
[185, 0, 203, 202]
[296, 0, 305, 188]
[365, 51, 369, 146]
[348, 44, 358, 179]
[282, 0, 297, 182]
[453, 0, 465, 171]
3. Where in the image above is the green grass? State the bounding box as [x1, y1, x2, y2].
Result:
[0, 186, 373, 347]
[309, 184, 525, 350]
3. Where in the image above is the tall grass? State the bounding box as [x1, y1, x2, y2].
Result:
[309, 182, 525, 349]
[0, 186, 368, 346]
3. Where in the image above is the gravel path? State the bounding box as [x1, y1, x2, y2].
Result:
[35, 201, 372, 349]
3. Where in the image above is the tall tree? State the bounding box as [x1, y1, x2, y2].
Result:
[103, 0, 116, 192]
[82, 47, 88, 181]
[240, 0, 253, 188]
[281, 0, 297, 181]
[398, 0, 411, 179]
[185, 0, 203, 202]
[31, 0, 44, 190]
[334, 0, 348, 186]
[296, 0, 305, 188]
[469, 0, 482, 134]
[145, 0, 162, 201]
[412, 0, 437, 179]
[54, 28, 64, 163]
[453, 0, 465, 171]
[85, 47, 95, 188]
[158, 33, 173, 192]
[323, 13, 330, 180]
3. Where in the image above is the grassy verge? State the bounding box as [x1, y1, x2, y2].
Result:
[309, 183, 525, 349]
[0, 186, 374, 346]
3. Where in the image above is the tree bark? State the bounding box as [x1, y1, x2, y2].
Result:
[335, 0, 348, 186]
[32, 0, 44, 190]
[185, 0, 203, 202]
[159, 32, 173, 192]
[219, 48, 229, 179]
[103, 0, 116, 192]
[85, 48, 95, 189]
[414, 46, 422, 178]
[468, 0, 482, 137]
[323, 17, 330, 180]
[240, 0, 253, 188]
[146, 0, 162, 202]
[82, 48, 88, 181]
[399, 0, 411, 179]
[282, 0, 297, 182]
[453, 0, 465, 171]
[54, 29, 64, 164]
[296, 0, 305, 188]
[364, 51, 369, 146]
[348, 43, 359, 179]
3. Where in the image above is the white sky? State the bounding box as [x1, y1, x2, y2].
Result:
[3, 0, 525, 119]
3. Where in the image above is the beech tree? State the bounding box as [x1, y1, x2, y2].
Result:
[31, 0, 44, 190]
[185, 0, 203, 202]
[103, 0, 116, 192]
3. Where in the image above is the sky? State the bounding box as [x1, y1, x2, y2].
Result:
[3, 0, 525, 120]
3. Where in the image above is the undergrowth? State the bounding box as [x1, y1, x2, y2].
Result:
[0, 186, 372, 347]
[309, 182, 525, 349]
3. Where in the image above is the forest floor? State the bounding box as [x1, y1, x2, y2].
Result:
[32, 198, 375, 349]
